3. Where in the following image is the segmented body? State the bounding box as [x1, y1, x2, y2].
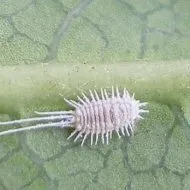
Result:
[0, 87, 148, 146]
[64, 87, 148, 146]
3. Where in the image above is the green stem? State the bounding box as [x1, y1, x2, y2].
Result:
[0, 61, 190, 114]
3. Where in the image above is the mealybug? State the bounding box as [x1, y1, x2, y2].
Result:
[0, 87, 148, 146]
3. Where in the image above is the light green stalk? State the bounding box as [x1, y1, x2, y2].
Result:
[0, 61, 190, 115]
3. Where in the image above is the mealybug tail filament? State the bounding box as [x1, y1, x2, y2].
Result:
[0, 111, 75, 136]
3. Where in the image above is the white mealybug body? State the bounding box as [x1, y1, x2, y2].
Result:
[0, 87, 148, 146]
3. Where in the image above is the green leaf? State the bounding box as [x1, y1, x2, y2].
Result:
[1, 0, 190, 190]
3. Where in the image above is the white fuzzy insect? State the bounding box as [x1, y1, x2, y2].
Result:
[0, 87, 148, 146]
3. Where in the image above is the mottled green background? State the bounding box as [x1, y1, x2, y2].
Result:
[0, 0, 190, 190]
